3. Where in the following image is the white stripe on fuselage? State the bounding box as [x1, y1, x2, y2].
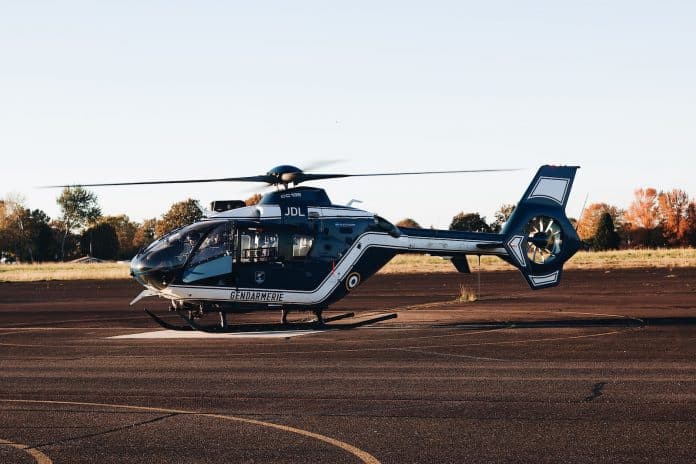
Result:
[159, 232, 507, 306]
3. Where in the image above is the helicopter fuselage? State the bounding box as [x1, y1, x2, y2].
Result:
[129, 186, 509, 314]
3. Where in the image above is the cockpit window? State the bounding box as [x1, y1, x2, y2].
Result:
[239, 229, 279, 263]
[135, 222, 215, 270]
[190, 223, 231, 266]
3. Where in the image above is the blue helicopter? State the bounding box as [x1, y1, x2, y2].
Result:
[71, 164, 581, 331]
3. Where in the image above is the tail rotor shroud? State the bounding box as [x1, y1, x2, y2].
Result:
[526, 216, 563, 265]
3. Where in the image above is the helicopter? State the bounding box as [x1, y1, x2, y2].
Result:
[58, 164, 581, 331]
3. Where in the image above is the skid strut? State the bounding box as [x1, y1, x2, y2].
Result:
[144, 309, 192, 331]
[145, 309, 396, 333]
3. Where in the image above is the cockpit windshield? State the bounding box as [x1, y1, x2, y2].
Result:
[133, 222, 217, 272]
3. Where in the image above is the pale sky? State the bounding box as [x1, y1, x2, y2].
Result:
[1, 1, 694, 228]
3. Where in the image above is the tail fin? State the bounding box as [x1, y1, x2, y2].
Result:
[501, 165, 581, 289]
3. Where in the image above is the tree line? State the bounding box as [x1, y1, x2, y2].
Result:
[398, 188, 696, 251]
[1, 186, 695, 263]
[0, 188, 216, 263]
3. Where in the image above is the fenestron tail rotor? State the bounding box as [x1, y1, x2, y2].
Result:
[41, 164, 520, 189]
[526, 216, 563, 265]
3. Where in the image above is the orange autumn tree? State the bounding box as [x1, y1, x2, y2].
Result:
[623, 188, 663, 247]
[245, 193, 263, 206]
[657, 189, 696, 247]
[576, 203, 623, 243]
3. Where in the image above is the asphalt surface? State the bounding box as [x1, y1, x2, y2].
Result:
[1, 268, 695, 463]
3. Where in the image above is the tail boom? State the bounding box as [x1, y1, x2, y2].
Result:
[396, 165, 580, 289]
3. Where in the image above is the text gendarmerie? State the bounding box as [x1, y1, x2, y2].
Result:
[230, 290, 284, 302]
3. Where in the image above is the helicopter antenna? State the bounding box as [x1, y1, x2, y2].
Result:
[346, 199, 363, 207]
[575, 193, 589, 231]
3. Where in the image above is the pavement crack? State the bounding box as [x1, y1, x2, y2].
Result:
[23, 413, 178, 450]
[584, 382, 607, 402]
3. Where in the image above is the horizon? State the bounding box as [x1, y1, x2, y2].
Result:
[4, 170, 695, 229]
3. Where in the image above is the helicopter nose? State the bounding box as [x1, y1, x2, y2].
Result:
[130, 252, 161, 288]
[129, 249, 180, 290]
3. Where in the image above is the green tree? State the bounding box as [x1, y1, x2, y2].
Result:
[395, 218, 421, 228]
[57, 187, 102, 260]
[80, 223, 119, 260]
[155, 199, 203, 236]
[22, 209, 55, 262]
[592, 212, 621, 250]
[32, 219, 58, 261]
[101, 215, 138, 259]
[449, 212, 491, 232]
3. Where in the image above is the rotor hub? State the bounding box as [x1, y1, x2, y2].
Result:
[266, 165, 301, 184]
[526, 216, 563, 265]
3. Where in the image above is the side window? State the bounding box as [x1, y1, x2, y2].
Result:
[239, 230, 279, 263]
[292, 235, 314, 258]
[190, 224, 230, 266]
[240, 234, 252, 261]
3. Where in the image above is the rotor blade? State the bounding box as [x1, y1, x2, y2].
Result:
[301, 159, 345, 172]
[344, 168, 520, 177]
[295, 168, 520, 184]
[42, 166, 521, 189]
[41, 175, 276, 188]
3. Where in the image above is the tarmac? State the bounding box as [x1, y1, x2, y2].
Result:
[1, 268, 695, 463]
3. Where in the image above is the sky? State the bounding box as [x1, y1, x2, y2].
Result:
[1, 1, 695, 229]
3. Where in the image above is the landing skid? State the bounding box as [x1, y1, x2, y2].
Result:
[145, 309, 396, 333]
[144, 309, 193, 331]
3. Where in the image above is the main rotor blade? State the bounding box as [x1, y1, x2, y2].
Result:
[300, 159, 345, 172]
[41, 175, 275, 188]
[295, 168, 520, 184]
[42, 167, 521, 189]
[338, 168, 520, 177]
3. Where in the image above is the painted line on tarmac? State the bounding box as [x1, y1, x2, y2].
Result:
[395, 347, 507, 362]
[0, 437, 53, 464]
[1, 315, 149, 327]
[0, 399, 380, 464]
[109, 329, 321, 339]
[0, 327, 153, 331]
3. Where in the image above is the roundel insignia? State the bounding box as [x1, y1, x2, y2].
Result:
[345, 272, 361, 291]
